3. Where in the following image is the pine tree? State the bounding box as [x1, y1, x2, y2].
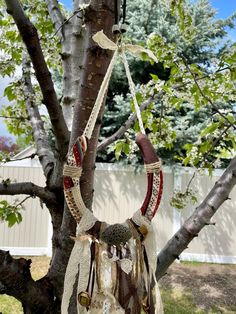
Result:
[99, 0, 235, 165]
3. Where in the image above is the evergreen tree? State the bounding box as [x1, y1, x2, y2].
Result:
[99, 0, 235, 165]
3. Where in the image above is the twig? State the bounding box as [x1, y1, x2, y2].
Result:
[13, 195, 32, 208]
[2, 153, 37, 163]
[201, 124, 232, 167]
[159, 101, 164, 137]
[0, 181, 57, 205]
[52, 9, 82, 38]
[97, 94, 159, 152]
[182, 56, 236, 131]
[185, 171, 196, 193]
[0, 115, 28, 120]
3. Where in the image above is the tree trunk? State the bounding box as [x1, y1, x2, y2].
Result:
[1, 0, 236, 313]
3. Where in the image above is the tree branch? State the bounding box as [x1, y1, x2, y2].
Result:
[13, 195, 32, 208]
[46, 0, 65, 41]
[4, 0, 69, 158]
[97, 63, 234, 152]
[0, 115, 28, 120]
[0, 250, 57, 313]
[201, 124, 232, 167]
[3, 153, 37, 163]
[0, 182, 57, 206]
[182, 56, 236, 131]
[22, 53, 55, 179]
[156, 153, 236, 280]
[52, 8, 83, 39]
[58, 0, 86, 130]
[97, 95, 158, 151]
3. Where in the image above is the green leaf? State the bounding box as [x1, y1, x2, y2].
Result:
[200, 122, 219, 138]
[191, 195, 198, 204]
[114, 142, 123, 160]
[183, 155, 191, 166]
[199, 141, 210, 154]
[7, 213, 17, 227]
[16, 212, 23, 223]
[0, 200, 8, 207]
[123, 143, 130, 155]
[150, 74, 159, 81]
[4, 85, 15, 101]
[226, 114, 235, 124]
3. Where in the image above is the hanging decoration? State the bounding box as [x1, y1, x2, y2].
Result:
[61, 1, 164, 313]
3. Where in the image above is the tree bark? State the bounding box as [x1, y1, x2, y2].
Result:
[71, 0, 115, 208]
[46, 0, 116, 303]
[5, 0, 69, 159]
[0, 250, 60, 314]
[0, 182, 57, 206]
[22, 53, 55, 179]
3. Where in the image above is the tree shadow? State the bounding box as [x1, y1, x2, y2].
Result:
[159, 263, 236, 313]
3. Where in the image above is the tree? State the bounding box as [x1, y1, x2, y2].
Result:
[0, 136, 19, 163]
[99, 0, 236, 165]
[0, 0, 235, 313]
[0, 136, 18, 153]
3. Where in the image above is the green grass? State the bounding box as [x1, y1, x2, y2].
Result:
[161, 287, 236, 314]
[0, 295, 22, 314]
[161, 288, 205, 314]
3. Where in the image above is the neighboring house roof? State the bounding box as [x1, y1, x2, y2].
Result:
[2, 146, 40, 167]
[13, 145, 37, 159]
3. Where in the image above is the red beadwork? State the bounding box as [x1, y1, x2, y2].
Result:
[73, 144, 82, 166]
[64, 176, 74, 189]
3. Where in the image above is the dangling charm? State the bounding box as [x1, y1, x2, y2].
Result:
[78, 291, 91, 307]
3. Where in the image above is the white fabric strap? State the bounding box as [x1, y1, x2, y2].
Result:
[83, 30, 151, 139]
[121, 48, 145, 135]
[83, 49, 118, 139]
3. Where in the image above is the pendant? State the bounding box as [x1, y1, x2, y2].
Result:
[78, 291, 91, 307]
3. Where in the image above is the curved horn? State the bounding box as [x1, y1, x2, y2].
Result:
[63, 136, 88, 223]
[63, 134, 163, 224]
[135, 134, 163, 220]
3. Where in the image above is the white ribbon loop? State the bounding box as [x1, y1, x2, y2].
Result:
[92, 30, 158, 63]
[87, 30, 158, 138]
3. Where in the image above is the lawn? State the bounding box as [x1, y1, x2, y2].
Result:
[0, 257, 236, 314]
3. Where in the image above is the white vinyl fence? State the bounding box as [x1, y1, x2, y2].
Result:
[1, 160, 236, 264]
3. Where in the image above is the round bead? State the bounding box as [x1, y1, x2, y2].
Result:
[101, 223, 132, 246]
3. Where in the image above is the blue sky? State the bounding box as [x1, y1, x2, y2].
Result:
[0, 0, 235, 138]
[60, 0, 236, 19]
[210, 0, 235, 19]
